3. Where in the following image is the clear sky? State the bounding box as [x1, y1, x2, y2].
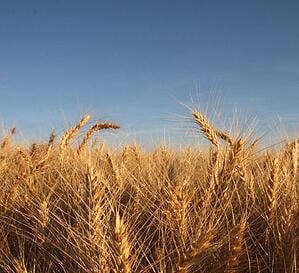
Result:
[0, 1, 298, 147]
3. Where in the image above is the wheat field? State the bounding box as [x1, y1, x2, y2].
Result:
[0, 109, 298, 273]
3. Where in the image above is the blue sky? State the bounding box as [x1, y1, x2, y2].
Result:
[0, 1, 298, 147]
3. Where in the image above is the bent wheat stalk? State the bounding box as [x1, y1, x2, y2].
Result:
[192, 110, 233, 146]
[77, 122, 120, 154]
[192, 111, 219, 147]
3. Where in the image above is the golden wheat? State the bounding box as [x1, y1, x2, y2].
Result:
[224, 218, 247, 273]
[77, 122, 120, 154]
[0, 111, 297, 273]
[113, 211, 132, 273]
[60, 114, 90, 154]
[192, 110, 219, 146]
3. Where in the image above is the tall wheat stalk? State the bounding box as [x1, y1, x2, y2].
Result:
[60, 114, 90, 155]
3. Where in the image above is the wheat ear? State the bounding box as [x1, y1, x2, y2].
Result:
[177, 231, 215, 272]
[77, 122, 120, 154]
[48, 131, 56, 147]
[290, 140, 298, 179]
[216, 130, 233, 145]
[192, 111, 219, 147]
[60, 114, 90, 154]
[224, 218, 247, 273]
[265, 155, 279, 243]
[221, 138, 245, 182]
[113, 211, 132, 273]
[11, 127, 17, 135]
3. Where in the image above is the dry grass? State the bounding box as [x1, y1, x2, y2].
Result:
[0, 110, 298, 273]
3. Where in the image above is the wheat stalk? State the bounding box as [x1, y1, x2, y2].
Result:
[216, 130, 233, 145]
[1, 134, 9, 149]
[192, 111, 219, 147]
[97, 142, 105, 155]
[48, 131, 56, 148]
[113, 211, 132, 273]
[77, 122, 120, 154]
[105, 151, 120, 181]
[224, 218, 247, 273]
[220, 138, 245, 182]
[265, 155, 279, 243]
[290, 140, 298, 179]
[132, 143, 142, 164]
[60, 114, 90, 154]
[177, 231, 215, 273]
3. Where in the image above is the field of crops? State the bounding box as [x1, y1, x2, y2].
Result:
[0, 109, 297, 272]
